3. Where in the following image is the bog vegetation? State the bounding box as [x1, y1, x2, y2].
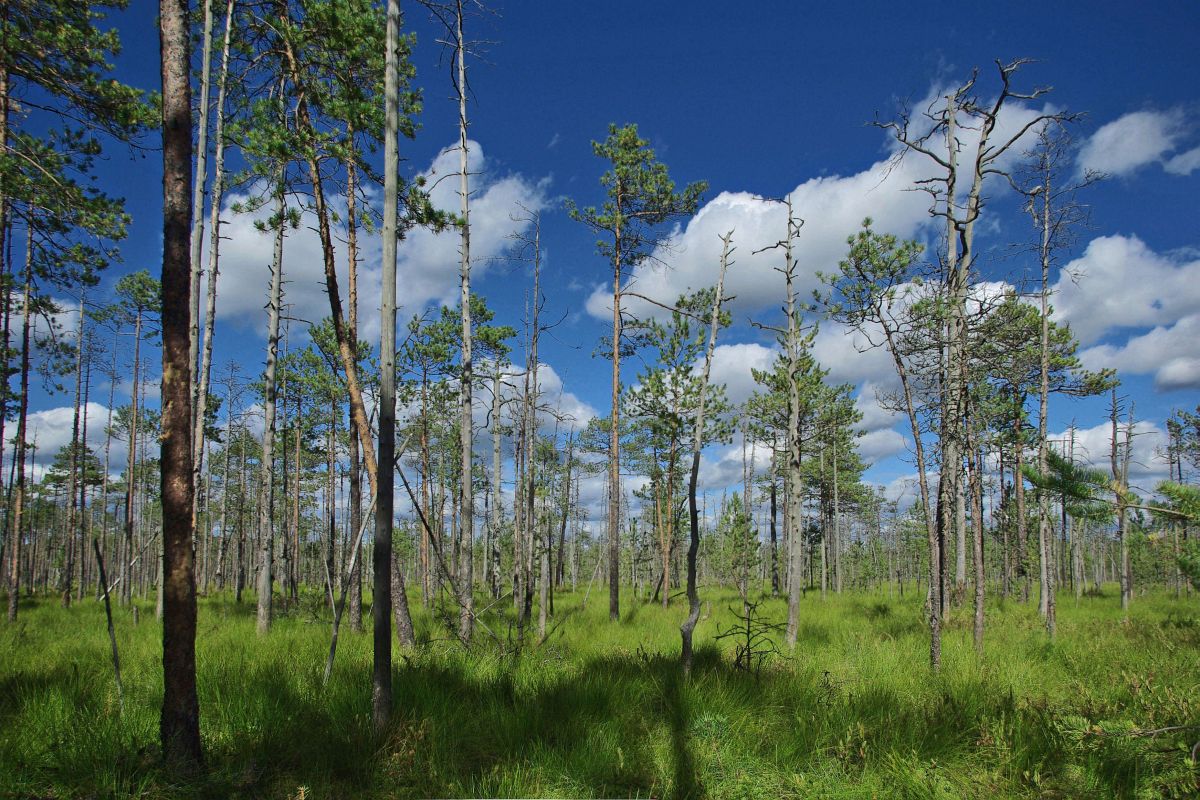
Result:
[0, 0, 1197, 797]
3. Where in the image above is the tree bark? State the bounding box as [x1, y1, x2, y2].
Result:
[372, 0, 401, 733]
[453, 0, 475, 644]
[158, 0, 202, 765]
[6, 232, 32, 621]
[192, 0, 236, 532]
[255, 176, 285, 634]
[680, 232, 730, 673]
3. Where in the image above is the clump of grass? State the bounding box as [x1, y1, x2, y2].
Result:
[1, 587, 1197, 798]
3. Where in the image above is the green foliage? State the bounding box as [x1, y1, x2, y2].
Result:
[89, 270, 162, 336]
[567, 123, 707, 276]
[3, 590, 1198, 797]
[1022, 448, 1114, 523]
[816, 218, 925, 332]
[0, 0, 155, 140]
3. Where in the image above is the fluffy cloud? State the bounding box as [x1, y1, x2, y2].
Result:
[201, 140, 548, 346]
[1081, 314, 1200, 391]
[14, 402, 126, 481]
[1054, 235, 1200, 344]
[1076, 109, 1194, 177]
[706, 341, 777, 405]
[1164, 146, 1200, 176]
[584, 163, 932, 324]
[1051, 235, 1200, 390]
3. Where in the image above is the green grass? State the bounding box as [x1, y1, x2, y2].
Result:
[2, 586, 1198, 798]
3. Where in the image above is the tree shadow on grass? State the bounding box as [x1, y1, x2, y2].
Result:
[7, 597, 1184, 799]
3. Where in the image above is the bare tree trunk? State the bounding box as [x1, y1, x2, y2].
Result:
[1013, 402, 1030, 603]
[290, 414, 301, 599]
[1110, 393, 1135, 615]
[158, 0, 202, 764]
[490, 365, 503, 598]
[972, 445, 985, 654]
[214, 373, 235, 591]
[1036, 167, 1055, 638]
[122, 311, 142, 607]
[188, 0, 214, 406]
[255, 176, 285, 634]
[608, 220, 622, 623]
[6, 234, 32, 621]
[63, 290, 87, 607]
[372, 0, 401, 732]
[452, 0, 475, 644]
[769, 446, 779, 595]
[78, 337, 93, 601]
[777, 202, 805, 648]
[346, 147, 363, 633]
[192, 0, 236, 531]
[680, 232, 731, 673]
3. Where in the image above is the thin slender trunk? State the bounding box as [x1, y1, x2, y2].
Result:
[188, 0, 214, 406]
[122, 311, 142, 607]
[6, 233, 32, 621]
[214, 382, 234, 591]
[972, 445, 985, 654]
[1036, 170, 1055, 637]
[192, 0, 236, 529]
[372, 0, 401, 732]
[63, 290, 87, 607]
[781, 203, 805, 647]
[608, 214, 622, 623]
[453, 0, 475, 643]
[490, 365, 502, 598]
[78, 338, 93, 601]
[680, 232, 731, 673]
[255, 177, 285, 634]
[346, 147, 363, 632]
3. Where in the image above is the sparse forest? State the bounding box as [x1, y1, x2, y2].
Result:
[1, 2, 1198, 798]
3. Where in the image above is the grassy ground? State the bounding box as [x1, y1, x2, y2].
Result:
[1, 585, 1197, 798]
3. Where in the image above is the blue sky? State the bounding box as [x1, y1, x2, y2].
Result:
[23, 0, 1200, 518]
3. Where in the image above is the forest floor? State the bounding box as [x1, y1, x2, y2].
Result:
[1, 584, 1198, 799]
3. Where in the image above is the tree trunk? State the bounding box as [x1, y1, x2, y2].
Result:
[255, 176, 285, 634]
[680, 232, 730, 673]
[63, 290, 87, 607]
[192, 0, 236, 532]
[122, 311, 142, 607]
[608, 218, 622, 623]
[6, 233, 32, 621]
[158, 0, 202, 764]
[372, 0, 401, 732]
[490, 365, 503, 598]
[453, 0, 475, 644]
[214, 379, 234, 591]
[188, 0, 214, 410]
[346, 147, 363, 633]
